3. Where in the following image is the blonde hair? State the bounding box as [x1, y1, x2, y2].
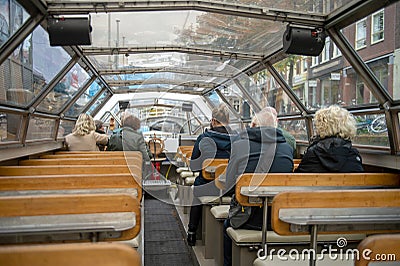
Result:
[252, 107, 278, 127]
[212, 104, 229, 124]
[72, 113, 96, 136]
[314, 105, 356, 140]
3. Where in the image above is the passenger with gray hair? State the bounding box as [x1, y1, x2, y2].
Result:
[223, 106, 293, 266]
[187, 104, 237, 246]
[107, 114, 150, 161]
[295, 105, 363, 173]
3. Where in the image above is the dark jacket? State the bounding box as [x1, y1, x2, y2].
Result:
[190, 126, 237, 186]
[107, 127, 151, 161]
[295, 136, 364, 173]
[226, 126, 293, 229]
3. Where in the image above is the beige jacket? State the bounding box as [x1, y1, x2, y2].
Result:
[65, 131, 108, 151]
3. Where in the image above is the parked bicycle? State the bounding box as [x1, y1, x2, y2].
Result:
[356, 115, 387, 134]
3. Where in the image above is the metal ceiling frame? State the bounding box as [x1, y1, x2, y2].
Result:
[107, 79, 216, 89]
[46, 0, 326, 26]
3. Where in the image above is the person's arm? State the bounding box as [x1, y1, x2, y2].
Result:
[224, 142, 239, 196]
[137, 135, 151, 161]
[94, 131, 109, 145]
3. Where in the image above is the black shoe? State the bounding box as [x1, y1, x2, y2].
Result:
[187, 231, 196, 246]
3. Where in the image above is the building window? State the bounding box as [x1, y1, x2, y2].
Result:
[311, 56, 319, 67]
[355, 19, 367, 49]
[233, 99, 240, 112]
[333, 43, 342, 58]
[371, 9, 384, 44]
[321, 37, 330, 62]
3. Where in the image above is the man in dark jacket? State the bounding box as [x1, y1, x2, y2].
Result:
[223, 107, 293, 266]
[187, 104, 237, 246]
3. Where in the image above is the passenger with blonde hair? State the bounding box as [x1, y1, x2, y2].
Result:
[65, 113, 109, 151]
[295, 105, 363, 172]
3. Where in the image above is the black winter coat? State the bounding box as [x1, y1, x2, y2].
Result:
[226, 126, 294, 230]
[295, 136, 364, 173]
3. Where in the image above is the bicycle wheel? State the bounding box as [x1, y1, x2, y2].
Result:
[370, 115, 387, 133]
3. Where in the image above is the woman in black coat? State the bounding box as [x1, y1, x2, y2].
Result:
[295, 105, 363, 173]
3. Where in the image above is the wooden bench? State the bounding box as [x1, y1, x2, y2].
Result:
[19, 157, 142, 167]
[0, 242, 141, 265]
[355, 234, 400, 266]
[0, 165, 142, 176]
[0, 173, 142, 200]
[272, 189, 400, 266]
[41, 151, 142, 159]
[0, 193, 141, 244]
[227, 173, 400, 266]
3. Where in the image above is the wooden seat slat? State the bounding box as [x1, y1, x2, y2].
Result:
[236, 173, 400, 207]
[272, 189, 400, 236]
[0, 212, 135, 234]
[0, 193, 141, 242]
[0, 165, 141, 176]
[202, 158, 229, 181]
[19, 157, 142, 166]
[0, 242, 141, 266]
[356, 234, 400, 266]
[0, 188, 138, 197]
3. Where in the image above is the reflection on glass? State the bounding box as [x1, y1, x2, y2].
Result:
[0, 111, 21, 142]
[353, 113, 389, 147]
[278, 119, 307, 141]
[88, 91, 109, 115]
[37, 60, 90, 113]
[26, 116, 56, 141]
[65, 79, 101, 117]
[0, 0, 29, 48]
[0, 25, 71, 107]
[343, 4, 398, 100]
[57, 119, 74, 139]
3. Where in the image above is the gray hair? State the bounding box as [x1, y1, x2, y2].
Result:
[252, 107, 278, 127]
[212, 104, 229, 124]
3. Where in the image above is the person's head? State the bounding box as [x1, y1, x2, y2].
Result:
[314, 105, 356, 140]
[94, 120, 104, 132]
[122, 114, 141, 130]
[211, 104, 229, 128]
[251, 107, 278, 128]
[73, 113, 95, 136]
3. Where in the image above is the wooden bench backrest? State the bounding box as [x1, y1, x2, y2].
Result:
[0, 174, 142, 200]
[202, 158, 229, 181]
[236, 173, 400, 207]
[41, 151, 142, 159]
[271, 189, 400, 236]
[0, 193, 141, 241]
[355, 234, 400, 266]
[0, 242, 141, 265]
[55, 151, 141, 155]
[214, 164, 228, 190]
[19, 157, 142, 166]
[0, 165, 141, 176]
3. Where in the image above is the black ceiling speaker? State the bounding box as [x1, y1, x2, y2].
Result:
[283, 25, 326, 56]
[48, 16, 92, 46]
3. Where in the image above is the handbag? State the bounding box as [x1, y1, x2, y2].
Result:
[228, 194, 252, 229]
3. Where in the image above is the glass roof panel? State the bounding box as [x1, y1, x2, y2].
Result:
[0, 0, 30, 49]
[0, 25, 71, 108]
[64, 79, 102, 117]
[36, 59, 91, 114]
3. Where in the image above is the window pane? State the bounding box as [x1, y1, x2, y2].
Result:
[0, 111, 22, 142]
[355, 19, 367, 49]
[57, 119, 74, 139]
[353, 113, 389, 147]
[36, 61, 91, 114]
[26, 116, 56, 141]
[0, 0, 29, 48]
[371, 10, 384, 43]
[278, 119, 308, 141]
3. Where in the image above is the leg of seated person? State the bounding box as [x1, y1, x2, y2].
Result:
[187, 176, 206, 246]
[223, 219, 233, 266]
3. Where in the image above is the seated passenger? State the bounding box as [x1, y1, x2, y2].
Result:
[107, 114, 151, 161]
[223, 107, 293, 266]
[94, 119, 107, 151]
[295, 105, 364, 173]
[65, 113, 109, 151]
[187, 104, 237, 246]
